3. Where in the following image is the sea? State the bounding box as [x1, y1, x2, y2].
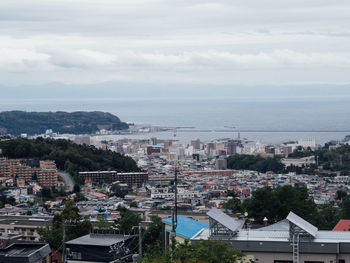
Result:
[1, 97, 349, 145]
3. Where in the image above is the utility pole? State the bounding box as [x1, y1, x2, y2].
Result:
[62, 220, 76, 263]
[138, 223, 142, 258]
[62, 220, 66, 263]
[171, 164, 178, 237]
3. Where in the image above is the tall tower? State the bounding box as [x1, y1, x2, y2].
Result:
[173, 128, 177, 147]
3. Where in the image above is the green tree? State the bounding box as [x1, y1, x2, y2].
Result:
[142, 216, 162, 251]
[341, 195, 350, 219]
[288, 146, 314, 158]
[223, 198, 242, 213]
[130, 201, 138, 208]
[73, 184, 81, 193]
[38, 200, 91, 249]
[94, 215, 113, 230]
[31, 171, 38, 181]
[274, 185, 318, 224]
[316, 202, 341, 230]
[336, 190, 348, 201]
[74, 192, 87, 202]
[0, 195, 16, 208]
[110, 184, 128, 198]
[243, 186, 318, 225]
[115, 209, 141, 234]
[142, 239, 243, 263]
[242, 187, 280, 224]
[227, 154, 284, 173]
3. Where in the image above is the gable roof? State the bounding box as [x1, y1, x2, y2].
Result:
[333, 220, 350, 231]
[162, 216, 209, 239]
[286, 211, 318, 237]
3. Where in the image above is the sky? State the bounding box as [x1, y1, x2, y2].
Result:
[1, 0, 350, 97]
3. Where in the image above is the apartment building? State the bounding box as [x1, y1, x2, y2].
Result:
[38, 160, 58, 187]
[0, 215, 52, 241]
[79, 171, 148, 186]
[0, 158, 58, 187]
[0, 158, 39, 183]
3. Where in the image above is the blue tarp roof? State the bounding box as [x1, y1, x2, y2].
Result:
[162, 216, 209, 239]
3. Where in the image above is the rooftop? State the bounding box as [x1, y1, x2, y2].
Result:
[162, 215, 209, 239]
[66, 233, 133, 246]
[0, 241, 50, 263]
[333, 219, 350, 231]
[0, 215, 52, 227]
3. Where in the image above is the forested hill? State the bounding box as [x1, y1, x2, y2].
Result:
[0, 137, 140, 184]
[0, 111, 129, 135]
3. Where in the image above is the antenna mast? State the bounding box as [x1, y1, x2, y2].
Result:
[171, 128, 178, 238]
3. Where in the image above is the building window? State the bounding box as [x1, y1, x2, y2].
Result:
[71, 252, 82, 260]
[339, 261, 345, 263]
[274, 261, 292, 263]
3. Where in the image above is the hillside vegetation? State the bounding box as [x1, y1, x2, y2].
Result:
[0, 137, 139, 184]
[0, 111, 128, 135]
[227, 154, 284, 173]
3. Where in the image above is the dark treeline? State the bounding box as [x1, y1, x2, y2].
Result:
[0, 137, 140, 184]
[227, 154, 284, 173]
[317, 145, 350, 175]
[0, 111, 129, 135]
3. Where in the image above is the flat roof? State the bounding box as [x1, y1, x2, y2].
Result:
[0, 216, 52, 227]
[79, 171, 147, 175]
[194, 228, 350, 243]
[66, 234, 133, 246]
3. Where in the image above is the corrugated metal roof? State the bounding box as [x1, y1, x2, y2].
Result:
[256, 219, 290, 231]
[207, 208, 241, 233]
[66, 234, 132, 246]
[287, 211, 318, 237]
[236, 230, 289, 241]
[163, 216, 209, 239]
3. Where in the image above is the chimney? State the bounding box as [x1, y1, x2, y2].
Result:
[263, 217, 268, 226]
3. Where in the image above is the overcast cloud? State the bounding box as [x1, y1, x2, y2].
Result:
[1, 0, 350, 86]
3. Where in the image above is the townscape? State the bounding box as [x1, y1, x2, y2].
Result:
[1, 125, 350, 262]
[1, 0, 350, 262]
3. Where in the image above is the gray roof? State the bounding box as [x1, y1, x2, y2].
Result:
[0, 242, 51, 263]
[66, 234, 133, 246]
[256, 219, 290, 231]
[195, 228, 350, 243]
[207, 208, 241, 233]
[286, 211, 318, 237]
